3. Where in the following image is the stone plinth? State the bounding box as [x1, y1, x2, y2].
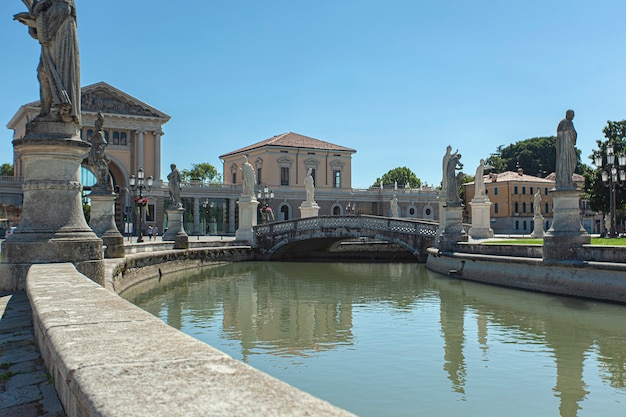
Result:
[468, 198, 493, 239]
[1, 121, 104, 285]
[299, 201, 320, 219]
[438, 204, 467, 252]
[543, 189, 589, 261]
[89, 193, 125, 258]
[163, 207, 188, 245]
[530, 214, 545, 238]
[235, 196, 259, 243]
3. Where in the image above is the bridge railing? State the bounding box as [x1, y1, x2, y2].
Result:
[255, 215, 440, 238]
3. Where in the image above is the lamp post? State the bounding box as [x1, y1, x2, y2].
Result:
[202, 199, 215, 234]
[594, 143, 626, 238]
[129, 168, 153, 243]
[257, 185, 274, 223]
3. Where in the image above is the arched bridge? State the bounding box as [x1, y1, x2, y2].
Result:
[253, 215, 440, 262]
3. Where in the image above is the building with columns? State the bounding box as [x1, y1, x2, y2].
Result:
[5, 84, 441, 237]
[7, 82, 171, 231]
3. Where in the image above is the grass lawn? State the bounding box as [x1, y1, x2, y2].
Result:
[486, 237, 626, 246]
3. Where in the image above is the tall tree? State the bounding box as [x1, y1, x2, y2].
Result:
[372, 167, 421, 188]
[485, 136, 583, 177]
[180, 163, 222, 183]
[584, 120, 626, 214]
[0, 163, 13, 176]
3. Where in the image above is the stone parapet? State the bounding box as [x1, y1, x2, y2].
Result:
[27, 263, 356, 417]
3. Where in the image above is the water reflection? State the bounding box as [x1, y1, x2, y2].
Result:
[125, 262, 626, 417]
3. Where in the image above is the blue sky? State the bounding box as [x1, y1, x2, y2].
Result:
[2, 0, 626, 187]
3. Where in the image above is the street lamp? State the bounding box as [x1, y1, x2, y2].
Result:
[594, 143, 626, 238]
[202, 199, 216, 234]
[257, 185, 274, 223]
[129, 168, 153, 243]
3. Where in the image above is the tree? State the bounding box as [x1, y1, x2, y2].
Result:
[584, 120, 626, 215]
[0, 163, 13, 176]
[372, 167, 421, 188]
[484, 136, 583, 177]
[180, 163, 222, 183]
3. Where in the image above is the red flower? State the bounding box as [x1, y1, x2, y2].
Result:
[134, 197, 149, 204]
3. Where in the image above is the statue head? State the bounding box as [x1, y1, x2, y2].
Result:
[565, 109, 575, 121]
[171, 163, 176, 171]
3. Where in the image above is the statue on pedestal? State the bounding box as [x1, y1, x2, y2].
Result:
[241, 156, 256, 197]
[534, 189, 542, 215]
[88, 113, 112, 192]
[556, 109, 577, 189]
[167, 164, 182, 208]
[441, 145, 458, 193]
[14, 0, 81, 124]
[390, 194, 399, 218]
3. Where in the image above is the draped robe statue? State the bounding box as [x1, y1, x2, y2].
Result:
[15, 0, 81, 124]
[556, 110, 577, 189]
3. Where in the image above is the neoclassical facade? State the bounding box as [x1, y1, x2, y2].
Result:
[7, 82, 171, 230]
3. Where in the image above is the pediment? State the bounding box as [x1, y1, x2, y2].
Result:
[81, 82, 170, 120]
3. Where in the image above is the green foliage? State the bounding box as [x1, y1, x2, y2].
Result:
[584, 120, 626, 214]
[0, 163, 13, 176]
[373, 166, 421, 188]
[181, 162, 222, 183]
[485, 136, 583, 177]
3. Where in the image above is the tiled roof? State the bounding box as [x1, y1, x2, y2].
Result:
[467, 171, 555, 185]
[219, 132, 356, 158]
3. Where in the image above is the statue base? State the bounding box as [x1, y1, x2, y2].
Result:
[163, 207, 188, 242]
[2, 122, 104, 285]
[543, 189, 589, 261]
[235, 196, 259, 243]
[530, 214, 545, 238]
[89, 193, 125, 258]
[299, 201, 320, 218]
[468, 198, 493, 239]
[438, 205, 467, 252]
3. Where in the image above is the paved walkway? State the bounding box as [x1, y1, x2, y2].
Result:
[0, 291, 65, 417]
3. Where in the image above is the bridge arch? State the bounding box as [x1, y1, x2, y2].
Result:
[253, 215, 439, 262]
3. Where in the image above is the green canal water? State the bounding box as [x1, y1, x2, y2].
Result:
[125, 262, 626, 417]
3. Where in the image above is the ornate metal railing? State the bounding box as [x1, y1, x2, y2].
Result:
[255, 215, 441, 238]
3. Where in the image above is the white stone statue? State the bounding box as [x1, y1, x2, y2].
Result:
[167, 164, 182, 208]
[556, 109, 577, 189]
[390, 194, 399, 218]
[304, 168, 315, 203]
[241, 155, 256, 197]
[534, 189, 542, 215]
[474, 159, 493, 198]
[446, 153, 463, 205]
[14, 0, 81, 124]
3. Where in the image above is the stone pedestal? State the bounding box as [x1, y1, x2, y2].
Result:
[89, 193, 125, 258]
[438, 204, 468, 252]
[530, 214, 545, 238]
[1, 121, 104, 285]
[299, 201, 320, 218]
[235, 196, 259, 243]
[468, 198, 493, 239]
[163, 207, 188, 249]
[543, 189, 589, 261]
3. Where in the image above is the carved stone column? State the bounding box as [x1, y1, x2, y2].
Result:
[136, 130, 145, 171]
[154, 130, 163, 180]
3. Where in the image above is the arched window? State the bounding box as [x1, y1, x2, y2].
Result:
[332, 205, 342, 216]
[113, 131, 120, 145]
[278, 203, 291, 221]
[120, 132, 127, 145]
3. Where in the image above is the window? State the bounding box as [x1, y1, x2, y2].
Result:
[494, 203, 498, 214]
[530, 187, 534, 195]
[515, 220, 519, 230]
[257, 168, 262, 185]
[104, 131, 109, 141]
[545, 203, 549, 214]
[120, 132, 127, 145]
[281, 167, 289, 186]
[113, 131, 120, 145]
[310, 168, 316, 184]
[411, 207, 417, 216]
[333, 170, 341, 188]
[494, 187, 498, 195]
[232, 172, 236, 185]
[514, 186, 518, 194]
[280, 204, 289, 221]
[333, 205, 341, 216]
[523, 220, 527, 230]
[522, 186, 526, 195]
[530, 203, 534, 213]
[522, 202, 526, 213]
[545, 188, 549, 195]
[87, 129, 93, 140]
[146, 204, 155, 222]
[515, 202, 519, 213]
